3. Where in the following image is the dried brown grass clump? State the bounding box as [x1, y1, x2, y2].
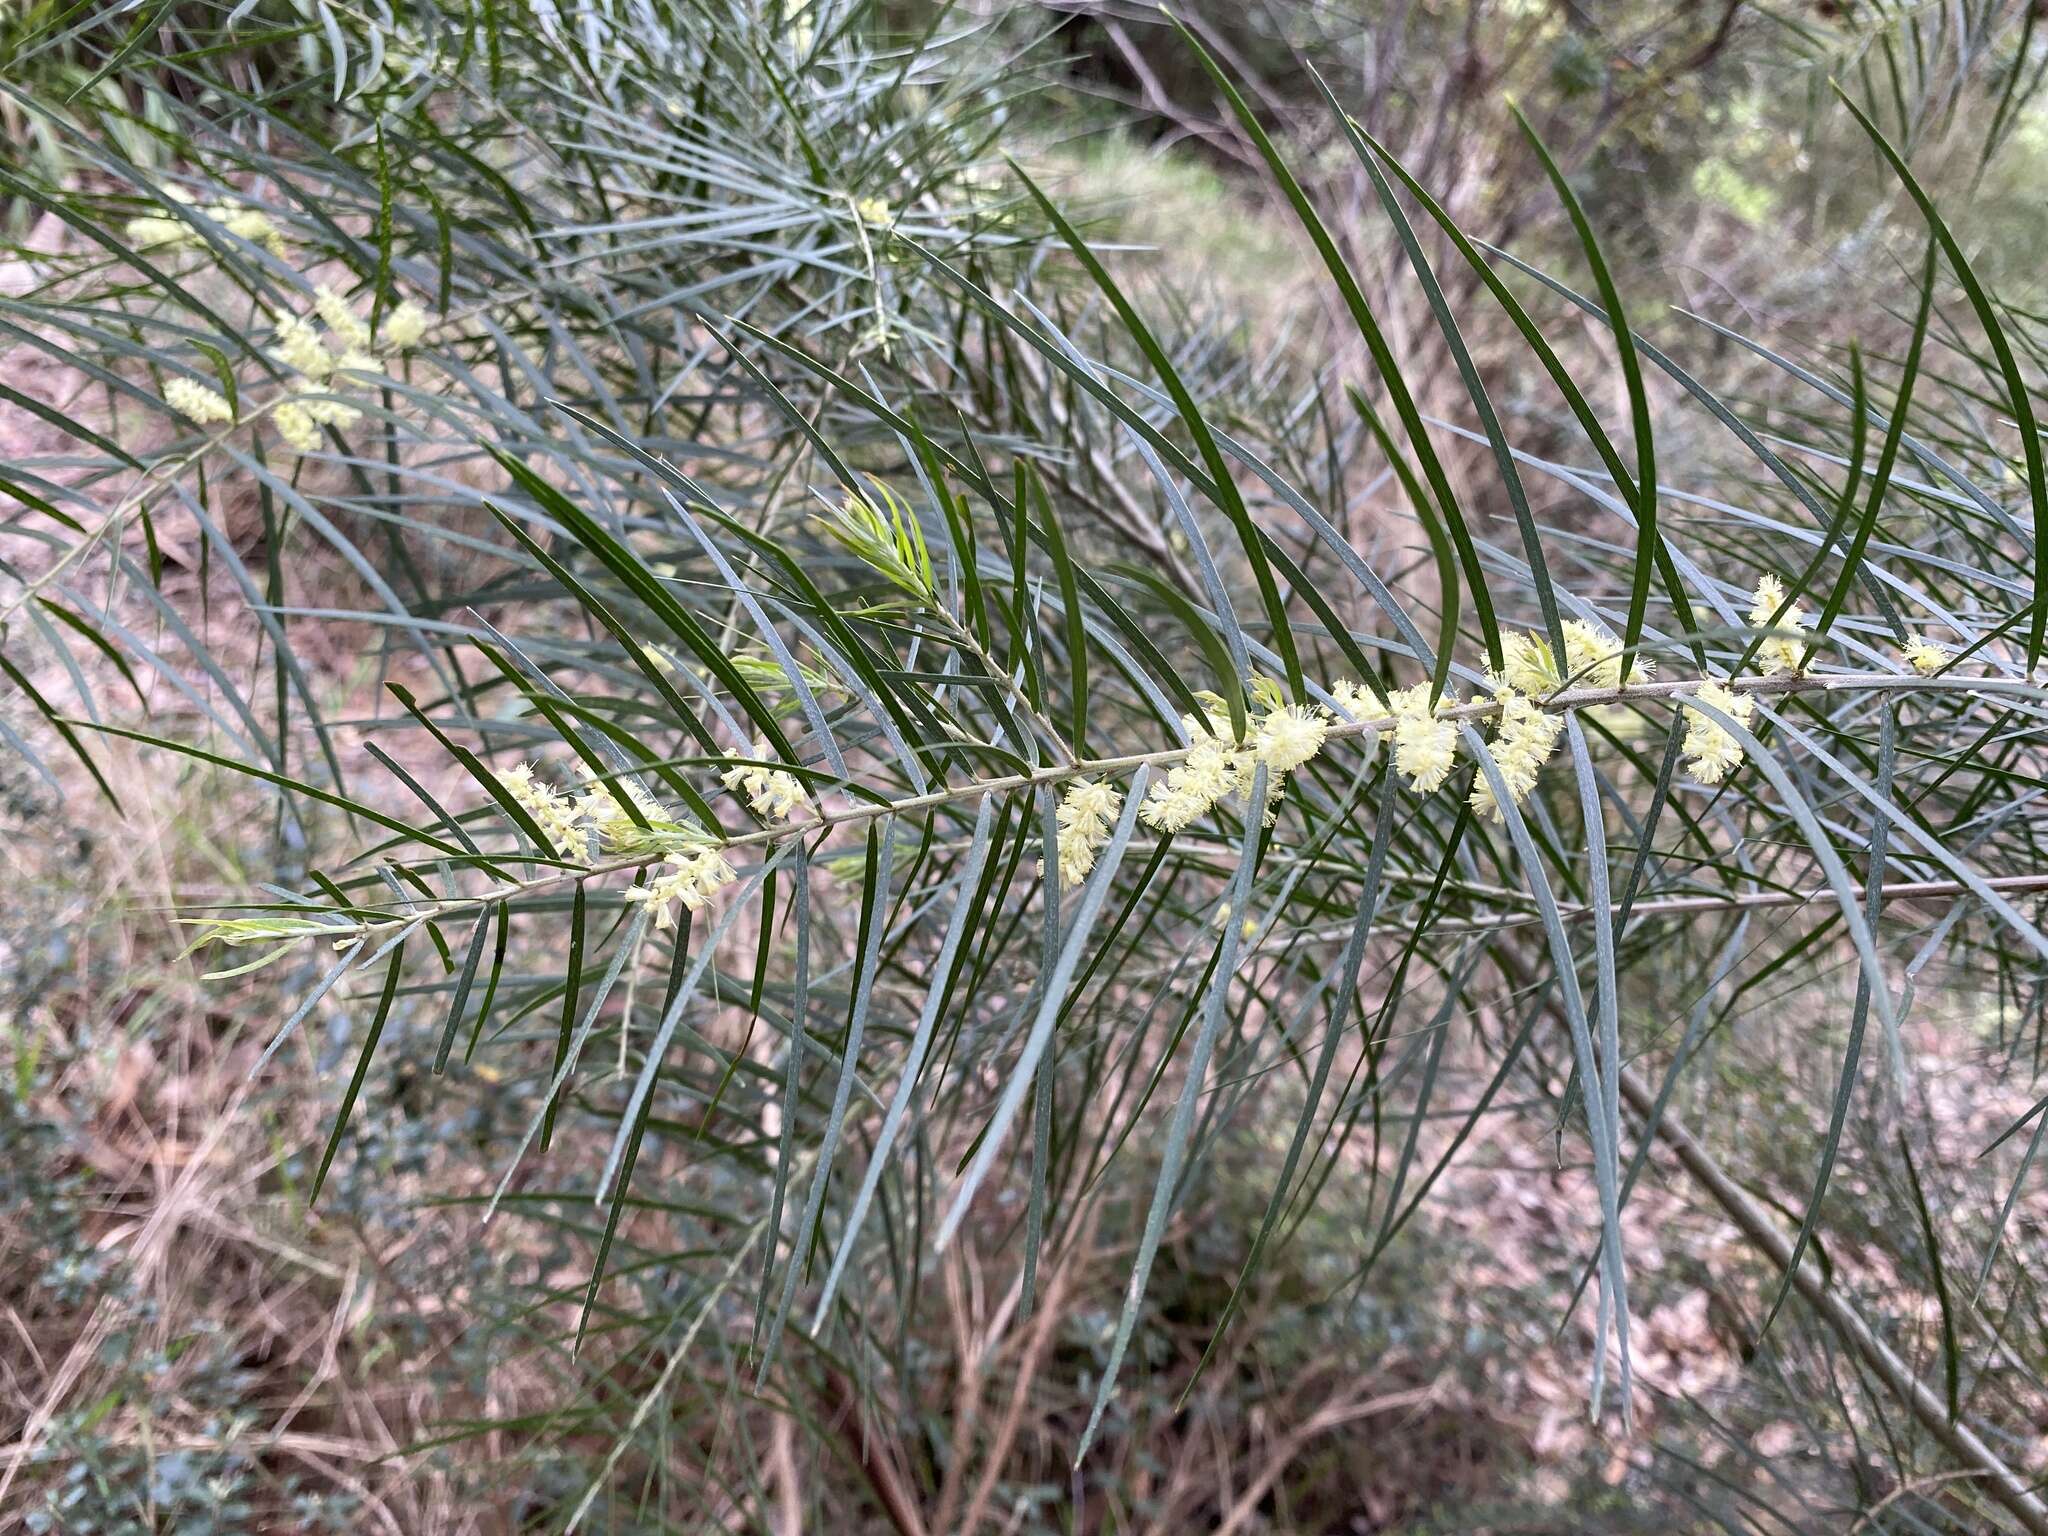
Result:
[0, 736, 553, 1533]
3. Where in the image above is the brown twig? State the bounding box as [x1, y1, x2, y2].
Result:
[821, 1367, 931, 1536]
[1619, 1062, 2048, 1536]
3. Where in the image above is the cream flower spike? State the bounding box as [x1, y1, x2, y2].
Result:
[1140, 706, 1254, 833]
[1903, 636, 1949, 675]
[624, 849, 736, 930]
[1682, 681, 1754, 786]
[273, 312, 333, 381]
[1497, 630, 1559, 695]
[314, 285, 372, 352]
[1327, 679, 1376, 717]
[1468, 689, 1563, 823]
[1389, 684, 1459, 794]
[163, 377, 234, 425]
[1050, 779, 1121, 885]
[723, 747, 809, 824]
[575, 771, 704, 856]
[1562, 618, 1648, 688]
[1750, 573, 1810, 676]
[271, 400, 321, 454]
[1253, 703, 1329, 774]
[124, 184, 198, 249]
[382, 300, 430, 350]
[1498, 618, 1647, 696]
[497, 762, 588, 855]
[295, 384, 362, 430]
[125, 213, 194, 249]
[213, 203, 288, 260]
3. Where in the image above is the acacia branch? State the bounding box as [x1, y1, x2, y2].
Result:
[1281, 872, 2048, 944]
[261, 665, 2046, 943]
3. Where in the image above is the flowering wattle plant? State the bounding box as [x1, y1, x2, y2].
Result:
[13, 10, 2048, 1527]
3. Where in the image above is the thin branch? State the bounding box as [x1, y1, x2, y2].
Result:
[1616, 1062, 2048, 1536]
[221, 665, 2047, 943]
[1492, 942, 2048, 1536]
[1286, 872, 2048, 944]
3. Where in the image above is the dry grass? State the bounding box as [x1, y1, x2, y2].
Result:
[0, 724, 517, 1531]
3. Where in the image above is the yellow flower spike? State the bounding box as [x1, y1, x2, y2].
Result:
[722, 747, 810, 824]
[1049, 778, 1121, 884]
[1389, 684, 1459, 795]
[163, 377, 235, 425]
[1749, 573, 1810, 677]
[1903, 636, 1949, 675]
[1682, 681, 1754, 786]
